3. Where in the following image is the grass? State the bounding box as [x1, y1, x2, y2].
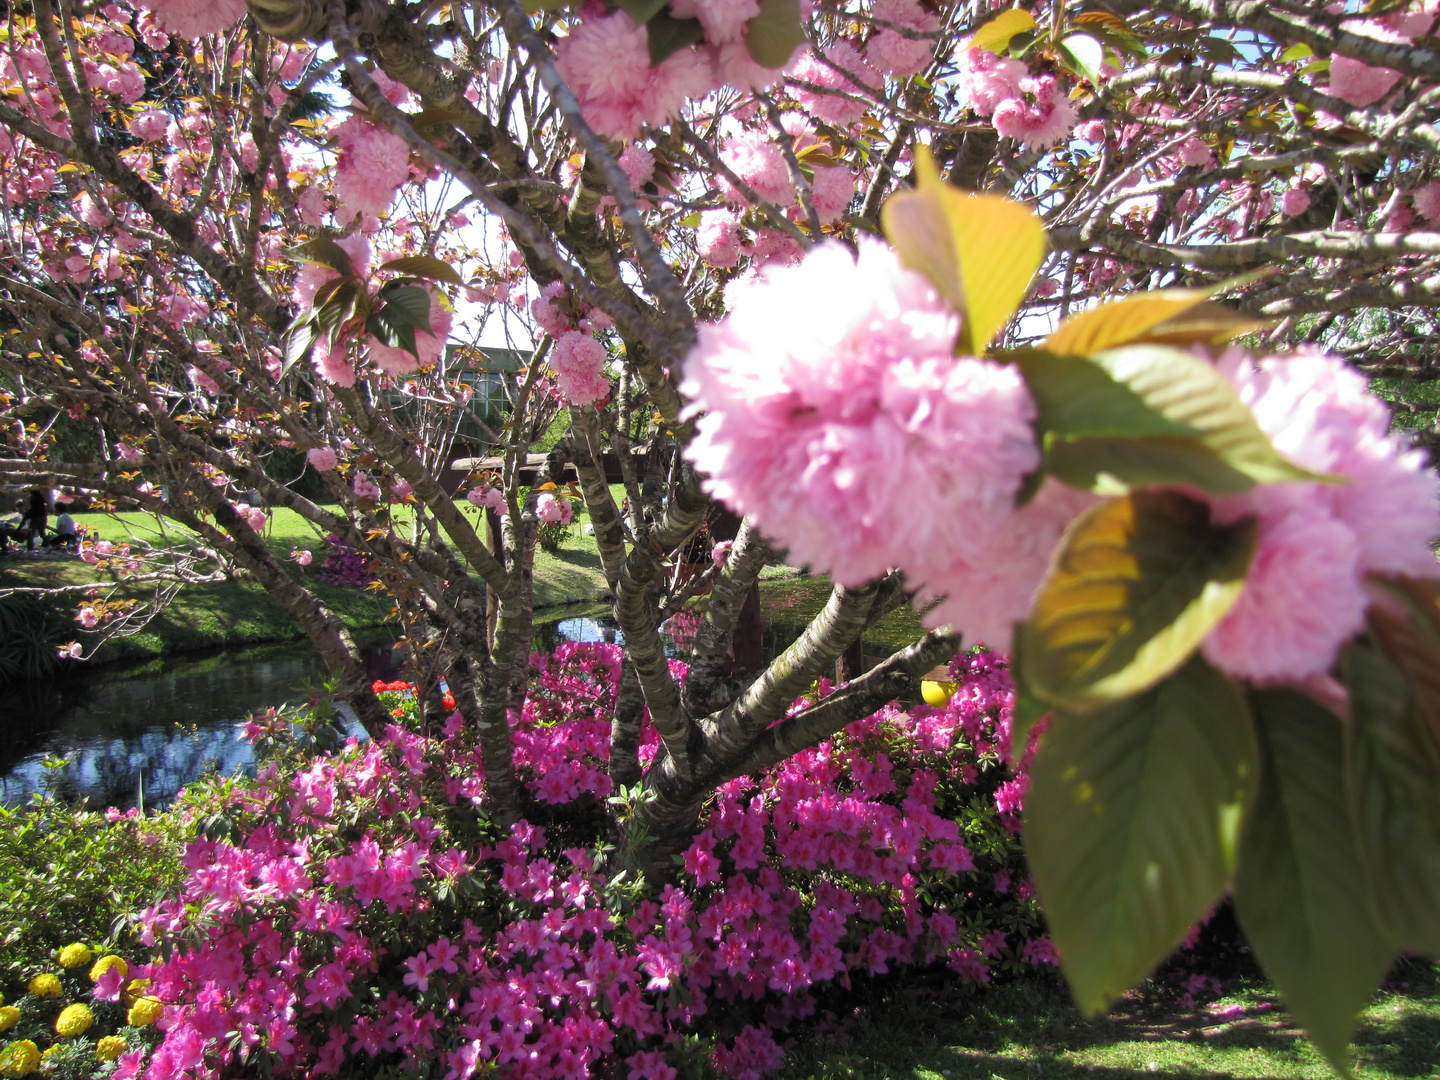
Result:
[1, 500, 614, 665]
[781, 959, 1440, 1080]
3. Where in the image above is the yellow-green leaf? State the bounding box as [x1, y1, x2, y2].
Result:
[1047, 289, 1214, 356]
[1018, 490, 1256, 710]
[881, 147, 1045, 354]
[970, 7, 1037, 53]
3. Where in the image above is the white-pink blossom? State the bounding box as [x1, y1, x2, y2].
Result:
[1413, 180, 1440, 225]
[792, 42, 877, 128]
[550, 332, 610, 407]
[720, 131, 794, 206]
[129, 109, 171, 142]
[332, 116, 411, 219]
[618, 143, 657, 190]
[552, 12, 716, 142]
[307, 446, 338, 471]
[138, 0, 244, 39]
[697, 209, 744, 268]
[1328, 54, 1402, 107]
[1280, 187, 1312, 217]
[865, 0, 938, 78]
[1201, 348, 1440, 682]
[682, 239, 1049, 650]
[811, 167, 856, 224]
[468, 486, 507, 513]
[537, 492, 573, 524]
[991, 76, 1078, 149]
[353, 473, 382, 500]
[955, 47, 1027, 116]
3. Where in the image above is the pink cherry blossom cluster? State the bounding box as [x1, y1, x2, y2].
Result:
[467, 486, 508, 513]
[139, 0, 244, 38]
[715, 118, 857, 232]
[536, 492, 575, 526]
[530, 280, 615, 338]
[1199, 347, 1440, 682]
[331, 116, 413, 219]
[549, 332, 611, 407]
[127, 645, 1048, 1080]
[695, 209, 806, 269]
[681, 239, 1091, 650]
[956, 48, 1077, 149]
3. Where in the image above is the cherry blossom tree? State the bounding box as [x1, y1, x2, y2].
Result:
[1, 0, 1440, 1064]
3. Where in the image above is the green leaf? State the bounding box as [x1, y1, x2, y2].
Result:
[379, 284, 435, 336]
[281, 237, 355, 276]
[1345, 638, 1440, 957]
[615, 0, 669, 28]
[882, 147, 1045, 354]
[744, 0, 804, 69]
[379, 255, 465, 287]
[1281, 41, 1315, 61]
[281, 312, 319, 376]
[1015, 350, 1198, 440]
[1058, 33, 1105, 85]
[1044, 344, 1331, 495]
[970, 7, 1036, 53]
[367, 310, 419, 359]
[1235, 689, 1394, 1077]
[316, 278, 365, 348]
[648, 11, 706, 65]
[1027, 657, 1257, 1014]
[1018, 491, 1255, 709]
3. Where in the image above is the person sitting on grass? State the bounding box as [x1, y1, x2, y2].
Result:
[47, 505, 78, 552]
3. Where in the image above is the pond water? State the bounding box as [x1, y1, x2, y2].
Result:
[0, 578, 928, 812]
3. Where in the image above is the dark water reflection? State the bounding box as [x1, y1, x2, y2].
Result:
[0, 582, 923, 813]
[0, 636, 401, 811]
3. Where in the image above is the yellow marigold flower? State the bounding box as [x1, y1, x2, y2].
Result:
[27, 974, 62, 998]
[56, 943, 91, 969]
[0, 1039, 40, 1078]
[38, 1049, 57, 1062]
[126, 996, 164, 1028]
[55, 1002, 95, 1037]
[89, 955, 128, 983]
[122, 978, 151, 1005]
[0, 1005, 19, 1032]
[96, 1037, 127, 1063]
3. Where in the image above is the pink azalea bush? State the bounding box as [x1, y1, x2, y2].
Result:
[120, 646, 1051, 1080]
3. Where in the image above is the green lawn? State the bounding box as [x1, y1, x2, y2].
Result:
[2, 500, 613, 664]
[783, 960, 1440, 1080]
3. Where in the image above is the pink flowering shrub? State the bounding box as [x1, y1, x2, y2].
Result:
[128, 646, 1052, 1079]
